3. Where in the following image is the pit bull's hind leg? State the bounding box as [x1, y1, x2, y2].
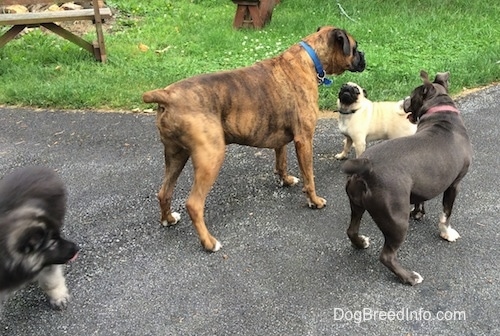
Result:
[158, 145, 190, 226]
[186, 142, 225, 252]
[375, 209, 423, 285]
[346, 201, 370, 249]
[438, 184, 461, 242]
[274, 146, 299, 186]
[345, 175, 370, 247]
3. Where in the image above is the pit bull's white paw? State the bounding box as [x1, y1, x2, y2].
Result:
[440, 226, 461, 242]
[212, 240, 222, 252]
[161, 212, 181, 226]
[411, 271, 424, 285]
[359, 235, 370, 248]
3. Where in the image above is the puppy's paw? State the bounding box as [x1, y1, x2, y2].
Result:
[408, 272, 423, 286]
[440, 227, 461, 242]
[49, 293, 70, 310]
[45, 284, 70, 310]
[161, 212, 181, 226]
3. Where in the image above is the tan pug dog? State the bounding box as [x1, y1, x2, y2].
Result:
[335, 82, 417, 159]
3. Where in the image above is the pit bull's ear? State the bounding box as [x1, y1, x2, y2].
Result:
[332, 29, 351, 56]
[420, 70, 430, 84]
[434, 72, 450, 91]
[422, 81, 436, 97]
[143, 89, 168, 103]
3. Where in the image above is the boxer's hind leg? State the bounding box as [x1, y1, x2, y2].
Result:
[158, 144, 190, 226]
[294, 134, 326, 208]
[186, 138, 226, 251]
[274, 145, 299, 186]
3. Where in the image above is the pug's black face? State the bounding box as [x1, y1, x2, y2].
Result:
[338, 84, 360, 105]
[338, 83, 367, 106]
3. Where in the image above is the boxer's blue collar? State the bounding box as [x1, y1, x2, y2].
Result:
[299, 41, 332, 86]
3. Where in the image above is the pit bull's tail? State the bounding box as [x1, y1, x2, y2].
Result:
[342, 158, 372, 176]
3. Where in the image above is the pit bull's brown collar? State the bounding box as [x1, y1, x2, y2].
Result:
[423, 105, 460, 118]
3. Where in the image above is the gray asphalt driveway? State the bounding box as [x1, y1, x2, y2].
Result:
[0, 85, 498, 335]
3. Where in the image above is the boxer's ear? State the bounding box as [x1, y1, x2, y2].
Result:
[332, 29, 351, 56]
[434, 72, 450, 91]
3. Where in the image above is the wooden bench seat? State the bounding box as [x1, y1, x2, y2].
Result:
[231, 0, 279, 29]
[0, 0, 112, 62]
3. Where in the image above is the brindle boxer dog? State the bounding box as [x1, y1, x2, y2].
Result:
[342, 70, 472, 285]
[143, 26, 365, 251]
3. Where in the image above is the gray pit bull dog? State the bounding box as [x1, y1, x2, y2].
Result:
[341, 70, 472, 285]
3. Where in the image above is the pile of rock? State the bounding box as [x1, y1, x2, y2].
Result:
[1, 1, 105, 14]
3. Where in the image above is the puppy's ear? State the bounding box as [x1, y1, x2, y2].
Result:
[434, 72, 450, 91]
[331, 29, 351, 56]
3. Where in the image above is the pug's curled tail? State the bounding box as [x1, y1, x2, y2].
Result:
[341, 158, 372, 176]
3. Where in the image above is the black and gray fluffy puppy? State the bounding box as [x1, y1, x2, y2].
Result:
[0, 166, 79, 311]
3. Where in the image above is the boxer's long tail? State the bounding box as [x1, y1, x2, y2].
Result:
[341, 158, 372, 176]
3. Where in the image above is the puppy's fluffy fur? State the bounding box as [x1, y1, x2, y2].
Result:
[335, 82, 417, 159]
[0, 166, 78, 311]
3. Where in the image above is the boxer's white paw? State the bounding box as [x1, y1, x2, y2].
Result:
[161, 212, 181, 226]
[279, 176, 299, 187]
[212, 240, 222, 252]
[289, 176, 300, 186]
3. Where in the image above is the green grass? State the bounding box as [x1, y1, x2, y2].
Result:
[0, 0, 499, 111]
